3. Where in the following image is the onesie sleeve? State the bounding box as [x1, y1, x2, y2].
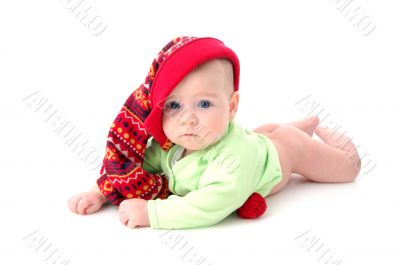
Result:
[147, 146, 261, 229]
[142, 137, 163, 174]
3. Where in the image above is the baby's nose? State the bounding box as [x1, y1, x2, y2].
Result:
[180, 110, 199, 126]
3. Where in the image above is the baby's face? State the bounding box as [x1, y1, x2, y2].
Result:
[162, 59, 239, 152]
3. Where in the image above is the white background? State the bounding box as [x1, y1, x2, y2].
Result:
[1, 0, 399, 264]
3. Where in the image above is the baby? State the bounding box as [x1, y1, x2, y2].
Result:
[68, 37, 361, 229]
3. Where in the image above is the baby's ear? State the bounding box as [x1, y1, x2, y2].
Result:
[229, 91, 240, 120]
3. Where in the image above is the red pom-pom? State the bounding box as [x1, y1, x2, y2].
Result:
[236, 192, 267, 219]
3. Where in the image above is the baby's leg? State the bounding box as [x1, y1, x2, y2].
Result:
[253, 116, 319, 137]
[267, 125, 361, 196]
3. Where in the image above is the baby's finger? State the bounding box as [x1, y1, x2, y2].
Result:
[67, 196, 77, 213]
[127, 219, 138, 229]
[77, 198, 89, 215]
[119, 212, 128, 226]
[68, 196, 81, 213]
[85, 202, 100, 214]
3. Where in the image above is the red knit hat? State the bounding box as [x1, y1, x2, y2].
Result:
[144, 36, 240, 150]
[96, 36, 266, 219]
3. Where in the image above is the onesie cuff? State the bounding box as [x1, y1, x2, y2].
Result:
[147, 200, 160, 229]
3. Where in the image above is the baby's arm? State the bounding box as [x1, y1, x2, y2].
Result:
[147, 159, 257, 229]
[147, 182, 251, 229]
[68, 185, 108, 215]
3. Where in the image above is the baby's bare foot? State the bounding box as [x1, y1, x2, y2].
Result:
[68, 191, 107, 215]
[315, 126, 355, 151]
[315, 126, 345, 148]
[288, 116, 320, 136]
[315, 126, 361, 170]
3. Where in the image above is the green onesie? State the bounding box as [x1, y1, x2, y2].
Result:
[144, 120, 282, 229]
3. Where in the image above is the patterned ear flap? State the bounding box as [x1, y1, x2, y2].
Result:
[95, 86, 169, 205]
[95, 38, 185, 205]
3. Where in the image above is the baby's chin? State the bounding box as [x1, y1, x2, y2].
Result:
[174, 134, 218, 151]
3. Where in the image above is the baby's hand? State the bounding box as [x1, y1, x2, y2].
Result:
[68, 191, 107, 215]
[118, 198, 150, 228]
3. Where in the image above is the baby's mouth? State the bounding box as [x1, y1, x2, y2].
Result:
[182, 132, 199, 138]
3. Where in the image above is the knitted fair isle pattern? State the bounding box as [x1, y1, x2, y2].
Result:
[97, 37, 197, 206]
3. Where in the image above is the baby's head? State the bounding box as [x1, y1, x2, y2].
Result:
[162, 59, 240, 152]
[143, 37, 240, 151]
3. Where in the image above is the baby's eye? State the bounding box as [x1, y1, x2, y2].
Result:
[165, 101, 181, 110]
[198, 100, 211, 109]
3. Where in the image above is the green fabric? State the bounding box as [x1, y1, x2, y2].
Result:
[144, 120, 282, 229]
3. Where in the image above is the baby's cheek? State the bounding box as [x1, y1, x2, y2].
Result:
[162, 119, 177, 139]
[202, 122, 223, 140]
